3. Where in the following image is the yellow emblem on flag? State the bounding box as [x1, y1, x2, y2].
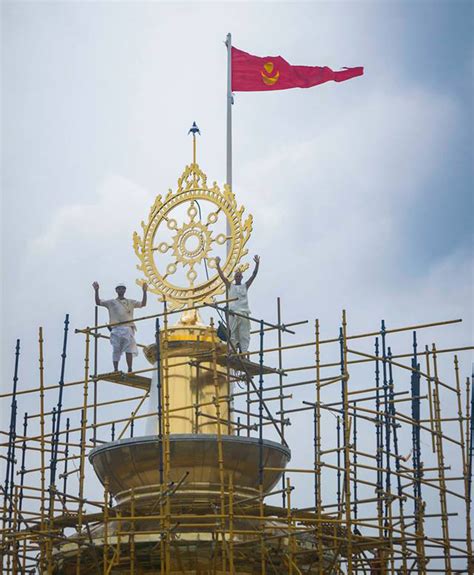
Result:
[261, 61, 280, 85]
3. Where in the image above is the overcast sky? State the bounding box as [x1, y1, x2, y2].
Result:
[2, 0, 472, 363]
[1, 1, 473, 567]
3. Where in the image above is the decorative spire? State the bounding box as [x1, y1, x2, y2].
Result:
[188, 121, 201, 164]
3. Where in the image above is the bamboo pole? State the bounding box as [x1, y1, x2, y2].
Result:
[210, 318, 227, 573]
[277, 297, 286, 507]
[76, 330, 90, 575]
[314, 318, 324, 575]
[431, 344, 452, 574]
[228, 474, 235, 574]
[103, 478, 109, 575]
[466, 375, 473, 575]
[38, 327, 47, 574]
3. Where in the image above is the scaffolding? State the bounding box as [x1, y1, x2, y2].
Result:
[1, 297, 473, 574]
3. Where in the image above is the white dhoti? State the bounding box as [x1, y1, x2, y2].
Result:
[110, 326, 138, 362]
[229, 312, 251, 353]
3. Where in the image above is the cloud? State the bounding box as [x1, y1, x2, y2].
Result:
[240, 83, 459, 236]
[234, 82, 467, 314]
[29, 174, 154, 255]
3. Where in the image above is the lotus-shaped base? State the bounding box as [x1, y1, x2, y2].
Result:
[89, 434, 291, 508]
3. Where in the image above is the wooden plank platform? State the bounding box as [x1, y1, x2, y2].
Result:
[189, 351, 285, 377]
[217, 354, 285, 376]
[95, 357, 284, 392]
[94, 371, 151, 391]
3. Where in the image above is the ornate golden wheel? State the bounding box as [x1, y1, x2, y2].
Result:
[133, 159, 253, 310]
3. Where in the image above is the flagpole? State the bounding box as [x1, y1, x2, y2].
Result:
[225, 32, 233, 256]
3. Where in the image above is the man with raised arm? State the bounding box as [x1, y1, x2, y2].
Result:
[215, 255, 260, 354]
[92, 281, 148, 373]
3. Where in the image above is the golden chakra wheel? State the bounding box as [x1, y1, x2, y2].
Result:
[133, 160, 253, 310]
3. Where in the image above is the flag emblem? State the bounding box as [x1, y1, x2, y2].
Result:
[261, 62, 280, 85]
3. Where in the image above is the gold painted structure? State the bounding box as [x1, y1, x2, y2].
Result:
[143, 315, 231, 435]
[1, 140, 473, 575]
[133, 134, 252, 310]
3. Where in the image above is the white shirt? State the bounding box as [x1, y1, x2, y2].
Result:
[100, 298, 143, 330]
[228, 284, 250, 314]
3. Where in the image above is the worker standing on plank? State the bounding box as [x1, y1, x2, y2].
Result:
[92, 281, 147, 373]
[215, 255, 260, 354]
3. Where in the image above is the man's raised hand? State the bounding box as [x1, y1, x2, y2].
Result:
[246, 256, 260, 289]
[93, 282, 101, 306]
[142, 282, 148, 292]
[214, 256, 230, 286]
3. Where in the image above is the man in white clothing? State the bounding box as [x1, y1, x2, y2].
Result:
[92, 281, 147, 372]
[215, 255, 260, 353]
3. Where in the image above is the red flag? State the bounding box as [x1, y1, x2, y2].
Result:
[232, 47, 363, 92]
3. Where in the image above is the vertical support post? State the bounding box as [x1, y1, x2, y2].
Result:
[12, 485, 19, 575]
[336, 416, 341, 513]
[259, 484, 266, 575]
[51, 314, 70, 490]
[194, 365, 200, 434]
[93, 306, 98, 443]
[130, 488, 136, 575]
[258, 320, 264, 488]
[155, 318, 164, 486]
[17, 413, 28, 519]
[313, 405, 318, 513]
[411, 335, 425, 574]
[286, 477, 294, 575]
[115, 508, 122, 567]
[454, 357, 471, 574]
[162, 301, 171, 575]
[103, 478, 109, 575]
[431, 344, 452, 574]
[38, 327, 47, 573]
[352, 401, 358, 526]
[76, 328, 90, 575]
[341, 310, 353, 574]
[210, 318, 227, 573]
[154, 312, 165, 575]
[388, 347, 408, 574]
[375, 336, 384, 541]
[21, 534, 26, 575]
[466, 374, 473, 575]
[62, 418, 71, 499]
[48, 407, 57, 523]
[468, 369, 473, 508]
[246, 368, 251, 437]
[380, 320, 392, 540]
[223, 307, 232, 435]
[424, 342, 436, 453]
[338, 321, 344, 520]
[314, 318, 323, 575]
[225, 31, 233, 251]
[4, 339, 20, 533]
[277, 297, 286, 506]
[229, 474, 235, 574]
[412, 336, 421, 516]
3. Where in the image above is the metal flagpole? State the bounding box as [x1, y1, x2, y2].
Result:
[225, 32, 233, 255]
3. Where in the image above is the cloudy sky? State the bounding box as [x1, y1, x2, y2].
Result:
[2, 0, 472, 366]
[1, 0, 473, 566]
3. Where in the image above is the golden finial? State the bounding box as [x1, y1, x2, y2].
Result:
[188, 121, 200, 165]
